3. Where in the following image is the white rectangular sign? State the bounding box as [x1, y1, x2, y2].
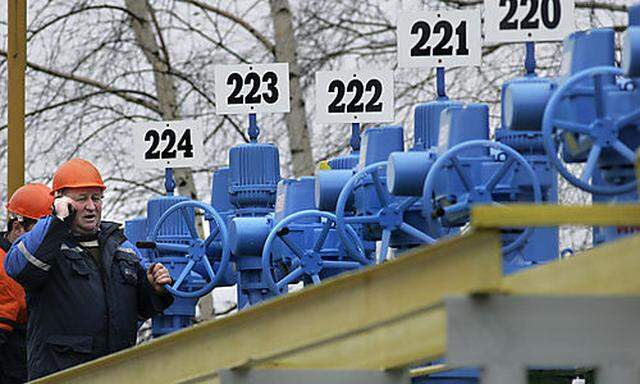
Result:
[132, 120, 205, 169]
[397, 10, 482, 69]
[315, 70, 395, 124]
[484, 0, 575, 43]
[215, 63, 290, 114]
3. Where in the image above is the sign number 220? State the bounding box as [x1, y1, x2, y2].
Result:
[484, 0, 574, 43]
[499, 0, 561, 31]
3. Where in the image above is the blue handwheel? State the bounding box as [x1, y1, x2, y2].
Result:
[262, 210, 367, 295]
[423, 140, 542, 255]
[542, 66, 638, 195]
[149, 200, 230, 298]
[335, 161, 437, 264]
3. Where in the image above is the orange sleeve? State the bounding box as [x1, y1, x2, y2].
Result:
[0, 248, 27, 331]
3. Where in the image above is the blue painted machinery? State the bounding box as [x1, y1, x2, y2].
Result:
[542, 18, 640, 245]
[423, 104, 543, 260]
[419, 43, 558, 271]
[420, 7, 640, 384]
[228, 116, 370, 306]
[334, 123, 438, 264]
[258, 123, 373, 297]
[329, 84, 457, 263]
[127, 114, 374, 321]
[125, 169, 231, 336]
[224, 115, 282, 308]
[261, 178, 369, 295]
[120, 7, 640, 353]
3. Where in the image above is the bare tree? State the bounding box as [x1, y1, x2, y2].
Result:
[123, 0, 204, 223]
[269, 0, 315, 176]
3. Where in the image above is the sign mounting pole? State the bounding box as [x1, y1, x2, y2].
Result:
[525, 42, 536, 76]
[350, 123, 361, 152]
[249, 113, 259, 143]
[436, 67, 447, 99]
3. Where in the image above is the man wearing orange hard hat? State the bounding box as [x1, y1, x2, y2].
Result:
[4, 159, 173, 380]
[0, 183, 53, 384]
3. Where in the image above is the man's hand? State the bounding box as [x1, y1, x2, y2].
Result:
[53, 196, 76, 223]
[147, 263, 172, 294]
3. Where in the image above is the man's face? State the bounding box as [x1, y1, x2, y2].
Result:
[64, 187, 103, 235]
[6, 219, 35, 243]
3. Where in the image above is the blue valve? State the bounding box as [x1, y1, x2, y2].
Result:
[542, 66, 639, 195]
[335, 162, 437, 264]
[423, 140, 542, 255]
[261, 210, 368, 295]
[149, 200, 231, 298]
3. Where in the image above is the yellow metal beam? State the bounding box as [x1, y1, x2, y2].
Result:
[502, 233, 640, 295]
[410, 364, 448, 377]
[33, 230, 503, 384]
[7, 0, 26, 197]
[637, 149, 640, 195]
[472, 204, 640, 228]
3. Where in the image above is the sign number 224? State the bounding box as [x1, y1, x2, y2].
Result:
[144, 128, 194, 160]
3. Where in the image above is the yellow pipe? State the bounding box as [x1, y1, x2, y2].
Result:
[7, 0, 26, 198]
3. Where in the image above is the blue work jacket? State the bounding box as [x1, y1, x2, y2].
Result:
[4, 216, 173, 380]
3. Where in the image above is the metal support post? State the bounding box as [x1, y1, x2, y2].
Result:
[7, 0, 26, 197]
[482, 365, 526, 384]
[219, 369, 410, 384]
[446, 295, 640, 384]
[597, 365, 640, 383]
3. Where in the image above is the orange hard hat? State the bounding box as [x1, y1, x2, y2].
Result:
[6, 183, 54, 220]
[51, 158, 106, 195]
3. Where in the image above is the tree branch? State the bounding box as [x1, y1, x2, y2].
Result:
[104, 176, 165, 195]
[0, 91, 111, 131]
[177, 0, 276, 54]
[27, 5, 143, 41]
[0, 49, 161, 115]
[437, 0, 627, 12]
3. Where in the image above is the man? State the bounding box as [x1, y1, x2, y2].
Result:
[4, 159, 174, 380]
[0, 183, 53, 384]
